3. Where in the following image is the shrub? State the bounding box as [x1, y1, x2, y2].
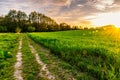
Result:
[0, 50, 12, 59]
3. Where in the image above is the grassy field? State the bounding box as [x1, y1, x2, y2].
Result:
[22, 34, 41, 80]
[0, 33, 19, 80]
[0, 29, 120, 80]
[29, 29, 120, 80]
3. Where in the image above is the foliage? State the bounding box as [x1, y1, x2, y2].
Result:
[0, 26, 7, 32]
[27, 26, 35, 32]
[15, 27, 22, 33]
[0, 9, 72, 32]
[0, 50, 12, 59]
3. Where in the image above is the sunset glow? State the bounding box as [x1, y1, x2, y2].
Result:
[91, 12, 120, 27]
[0, 0, 120, 27]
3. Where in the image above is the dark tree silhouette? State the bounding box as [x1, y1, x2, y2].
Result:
[0, 9, 73, 32]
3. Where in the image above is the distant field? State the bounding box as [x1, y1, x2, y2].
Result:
[29, 30, 120, 80]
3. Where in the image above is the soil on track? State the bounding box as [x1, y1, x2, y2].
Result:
[29, 42, 55, 80]
[14, 38, 23, 80]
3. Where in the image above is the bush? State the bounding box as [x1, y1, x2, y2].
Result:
[27, 26, 35, 32]
[15, 27, 21, 33]
[0, 26, 7, 32]
[0, 50, 12, 59]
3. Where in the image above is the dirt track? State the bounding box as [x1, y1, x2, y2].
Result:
[14, 38, 23, 80]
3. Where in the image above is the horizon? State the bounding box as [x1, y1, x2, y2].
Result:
[0, 0, 120, 27]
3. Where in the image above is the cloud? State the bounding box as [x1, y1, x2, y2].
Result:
[0, 0, 120, 26]
[26, 0, 73, 7]
[50, 0, 72, 7]
[86, 0, 116, 10]
[77, 4, 84, 7]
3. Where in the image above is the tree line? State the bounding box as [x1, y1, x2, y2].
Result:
[0, 9, 74, 32]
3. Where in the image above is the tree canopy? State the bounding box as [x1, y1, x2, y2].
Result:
[0, 9, 73, 32]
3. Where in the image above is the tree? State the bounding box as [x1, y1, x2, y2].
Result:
[29, 11, 38, 23]
[3, 10, 18, 32]
[15, 27, 21, 33]
[7, 9, 17, 22]
[60, 23, 71, 30]
[17, 10, 27, 22]
[27, 26, 35, 32]
[0, 9, 73, 32]
[16, 10, 27, 32]
[0, 26, 7, 32]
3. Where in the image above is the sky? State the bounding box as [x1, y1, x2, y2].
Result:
[0, 0, 120, 27]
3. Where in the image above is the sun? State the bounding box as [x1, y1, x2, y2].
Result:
[91, 12, 120, 27]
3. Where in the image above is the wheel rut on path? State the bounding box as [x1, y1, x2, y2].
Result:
[28, 41, 55, 80]
[28, 38, 76, 80]
[14, 38, 23, 80]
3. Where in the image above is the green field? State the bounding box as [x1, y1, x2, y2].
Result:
[1, 2, 120, 80]
[0, 33, 19, 79]
[29, 30, 120, 80]
[0, 30, 120, 80]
